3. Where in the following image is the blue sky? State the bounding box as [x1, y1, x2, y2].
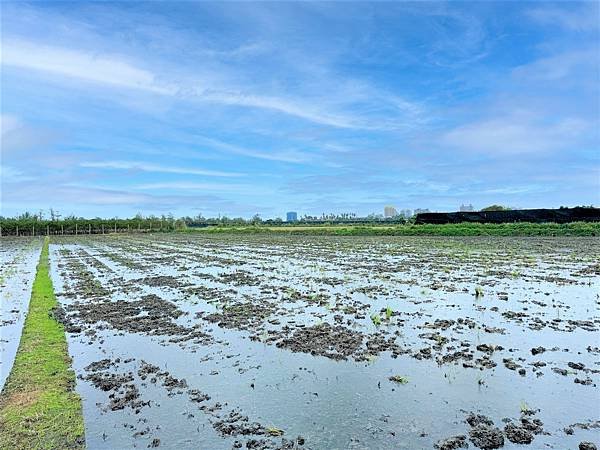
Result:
[1, 1, 598, 218]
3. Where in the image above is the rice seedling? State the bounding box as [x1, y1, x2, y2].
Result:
[370, 313, 382, 326]
[520, 401, 531, 414]
[474, 285, 484, 297]
[385, 306, 393, 320]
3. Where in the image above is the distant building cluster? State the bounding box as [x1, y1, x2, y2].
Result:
[383, 206, 415, 219]
[384, 205, 398, 218]
[460, 203, 474, 212]
[286, 211, 298, 222]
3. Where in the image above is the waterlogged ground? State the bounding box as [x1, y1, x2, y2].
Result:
[0, 237, 42, 390]
[44, 234, 599, 449]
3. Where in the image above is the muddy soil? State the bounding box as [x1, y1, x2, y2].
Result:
[45, 234, 600, 449]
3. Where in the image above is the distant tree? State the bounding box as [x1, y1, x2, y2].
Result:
[481, 205, 511, 212]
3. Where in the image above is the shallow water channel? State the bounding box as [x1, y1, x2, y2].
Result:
[0, 237, 42, 390]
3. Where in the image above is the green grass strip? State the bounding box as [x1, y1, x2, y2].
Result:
[0, 238, 85, 449]
[185, 221, 600, 236]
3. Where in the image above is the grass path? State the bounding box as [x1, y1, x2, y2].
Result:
[0, 238, 85, 449]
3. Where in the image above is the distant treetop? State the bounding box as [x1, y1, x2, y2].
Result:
[480, 205, 511, 212]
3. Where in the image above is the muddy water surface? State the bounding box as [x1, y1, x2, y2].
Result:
[47, 234, 599, 449]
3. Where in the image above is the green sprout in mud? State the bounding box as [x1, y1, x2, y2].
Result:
[385, 306, 393, 320]
[474, 286, 484, 297]
[266, 426, 284, 436]
[370, 313, 382, 326]
[520, 401, 532, 414]
[366, 354, 378, 365]
[388, 375, 409, 384]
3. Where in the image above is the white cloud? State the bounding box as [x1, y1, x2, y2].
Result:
[526, 5, 599, 31]
[1, 39, 175, 94]
[0, 114, 21, 136]
[80, 160, 243, 177]
[0, 114, 60, 154]
[441, 114, 591, 155]
[512, 49, 598, 82]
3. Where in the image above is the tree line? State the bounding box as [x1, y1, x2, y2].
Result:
[0, 212, 186, 236]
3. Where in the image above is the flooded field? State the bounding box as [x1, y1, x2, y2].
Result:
[0, 237, 42, 390]
[16, 234, 600, 449]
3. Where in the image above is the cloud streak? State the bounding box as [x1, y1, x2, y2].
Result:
[1, 39, 174, 95]
[80, 161, 243, 177]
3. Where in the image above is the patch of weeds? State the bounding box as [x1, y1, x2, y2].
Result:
[266, 426, 284, 436]
[388, 375, 409, 384]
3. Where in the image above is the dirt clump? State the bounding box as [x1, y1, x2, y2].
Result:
[275, 323, 363, 360]
[469, 424, 504, 449]
[504, 422, 533, 444]
[434, 435, 468, 449]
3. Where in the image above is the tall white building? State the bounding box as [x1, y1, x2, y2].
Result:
[384, 205, 398, 218]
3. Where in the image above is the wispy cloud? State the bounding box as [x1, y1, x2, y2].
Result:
[1, 39, 174, 94]
[0, 165, 34, 184]
[526, 4, 599, 31]
[0, 114, 61, 154]
[192, 135, 311, 163]
[1, 36, 423, 130]
[133, 181, 272, 195]
[80, 161, 243, 177]
[440, 113, 591, 155]
[512, 49, 599, 82]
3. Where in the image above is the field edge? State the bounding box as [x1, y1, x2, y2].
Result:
[183, 221, 600, 236]
[0, 238, 85, 449]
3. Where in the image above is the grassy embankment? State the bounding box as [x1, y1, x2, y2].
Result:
[0, 239, 84, 449]
[186, 221, 600, 237]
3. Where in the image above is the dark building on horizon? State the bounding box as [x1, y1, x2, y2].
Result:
[286, 211, 298, 222]
[415, 206, 600, 224]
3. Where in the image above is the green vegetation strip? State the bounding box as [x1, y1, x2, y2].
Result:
[186, 221, 600, 237]
[0, 238, 85, 449]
